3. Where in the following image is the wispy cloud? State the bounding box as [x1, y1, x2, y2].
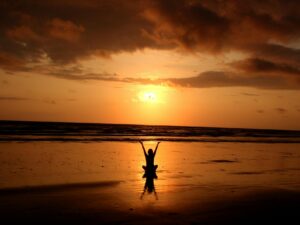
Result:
[257, 110, 264, 114]
[0, 96, 58, 104]
[241, 92, 260, 97]
[43, 99, 56, 105]
[275, 107, 287, 114]
[66, 98, 76, 102]
[18, 63, 300, 90]
[1, 80, 9, 85]
[0, 96, 30, 101]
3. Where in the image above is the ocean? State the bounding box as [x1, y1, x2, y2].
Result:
[1, 120, 300, 143]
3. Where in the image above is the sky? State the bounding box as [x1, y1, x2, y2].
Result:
[0, 0, 300, 130]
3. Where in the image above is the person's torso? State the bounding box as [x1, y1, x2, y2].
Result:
[146, 155, 154, 166]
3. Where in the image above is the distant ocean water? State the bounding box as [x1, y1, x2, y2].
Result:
[1, 120, 300, 143]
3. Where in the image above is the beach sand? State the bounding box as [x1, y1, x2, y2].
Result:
[1, 183, 299, 225]
[0, 141, 300, 224]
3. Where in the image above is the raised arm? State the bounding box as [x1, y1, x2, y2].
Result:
[139, 141, 147, 156]
[154, 142, 160, 156]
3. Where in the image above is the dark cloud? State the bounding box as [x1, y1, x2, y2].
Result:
[232, 58, 300, 76]
[145, 0, 300, 53]
[0, 51, 27, 71]
[143, 0, 230, 52]
[0, 0, 300, 89]
[0, 0, 158, 65]
[163, 71, 300, 90]
[247, 44, 300, 66]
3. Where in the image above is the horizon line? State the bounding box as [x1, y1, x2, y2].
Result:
[1, 119, 299, 132]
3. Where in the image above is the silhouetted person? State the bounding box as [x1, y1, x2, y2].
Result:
[139, 141, 160, 172]
[139, 141, 160, 200]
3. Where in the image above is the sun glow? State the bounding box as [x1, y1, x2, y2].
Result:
[134, 85, 170, 107]
[139, 91, 157, 103]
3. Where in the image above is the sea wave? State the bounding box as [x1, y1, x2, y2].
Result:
[1, 120, 300, 143]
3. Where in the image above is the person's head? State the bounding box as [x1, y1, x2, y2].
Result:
[148, 149, 154, 156]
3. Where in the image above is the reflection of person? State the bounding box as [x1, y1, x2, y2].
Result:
[139, 141, 160, 170]
[140, 175, 158, 200]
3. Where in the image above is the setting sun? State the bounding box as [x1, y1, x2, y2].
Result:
[138, 91, 158, 103]
[134, 85, 170, 107]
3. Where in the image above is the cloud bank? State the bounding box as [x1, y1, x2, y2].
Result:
[1, 0, 300, 89]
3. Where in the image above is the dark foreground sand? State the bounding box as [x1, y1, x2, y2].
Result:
[0, 182, 299, 225]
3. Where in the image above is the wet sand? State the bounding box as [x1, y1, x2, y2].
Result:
[1, 184, 299, 224]
[0, 141, 300, 224]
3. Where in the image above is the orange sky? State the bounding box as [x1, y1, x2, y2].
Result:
[1, 0, 300, 130]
